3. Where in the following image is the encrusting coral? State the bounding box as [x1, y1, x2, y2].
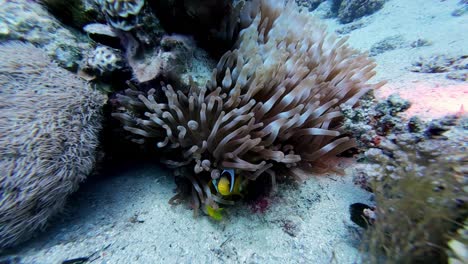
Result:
[82, 45, 124, 76]
[0, 0, 90, 70]
[0, 42, 106, 249]
[336, 0, 385, 24]
[113, 0, 385, 215]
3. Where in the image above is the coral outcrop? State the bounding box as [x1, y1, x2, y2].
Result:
[113, 0, 384, 214]
[40, 0, 100, 29]
[410, 55, 468, 82]
[361, 131, 467, 263]
[342, 93, 411, 148]
[336, 0, 385, 24]
[345, 90, 468, 262]
[295, 0, 326, 12]
[96, 0, 145, 31]
[317, 0, 385, 24]
[0, 0, 91, 70]
[81, 45, 124, 76]
[0, 42, 106, 249]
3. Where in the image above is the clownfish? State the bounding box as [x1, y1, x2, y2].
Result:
[207, 169, 245, 220]
[206, 205, 223, 221]
[212, 169, 243, 196]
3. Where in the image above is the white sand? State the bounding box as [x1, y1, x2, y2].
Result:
[6, 0, 467, 263]
[12, 161, 369, 263]
[321, 0, 468, 120]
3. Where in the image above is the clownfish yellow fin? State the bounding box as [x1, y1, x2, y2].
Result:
[206, 205, 223, 221]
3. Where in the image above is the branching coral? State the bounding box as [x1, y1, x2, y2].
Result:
[113, 0, 384, 214]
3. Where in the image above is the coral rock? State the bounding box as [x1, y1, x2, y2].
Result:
[0, 0, 91, 70]
[82, 45, 124, 75]
[96, 0, 145, 31]
[337, 0, 385, 24]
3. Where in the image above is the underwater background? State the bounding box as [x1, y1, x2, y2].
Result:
[0, 0, 467, 263]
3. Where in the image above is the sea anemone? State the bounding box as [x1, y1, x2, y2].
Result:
[112, 0, 384, 215]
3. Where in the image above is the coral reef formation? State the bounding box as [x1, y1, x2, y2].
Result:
[80, 45, 124, 77]
[361, 135, 467, 263]
[341, 93, 411, 149]
[113, 0, 384, 215]
[0, 42, 106, 249]
[369, 35, 406, 56]
[295, 0, 326, 12]
[91, 0, 245, 86]
[92, 0, 197, 84]
[0, 0, 91, 70]
[410, 55, 468, 82]
[123, 33, 197, 84]
[344, 90, 468, 262]
[368, 36, 433, 57]
[40, 0, 100, 29]
[308, 0, 386, 24]
[335, 0, 385, 24]
[305, 0, 386, 24]
[96, 0, 145, 31]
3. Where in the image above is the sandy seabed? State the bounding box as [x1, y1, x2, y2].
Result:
[6, 0, 467, 263]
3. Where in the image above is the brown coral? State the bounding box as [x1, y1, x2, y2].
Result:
[113, 0, 384, 213]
